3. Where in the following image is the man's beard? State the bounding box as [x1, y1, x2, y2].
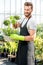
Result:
[24, 13, 31, 17]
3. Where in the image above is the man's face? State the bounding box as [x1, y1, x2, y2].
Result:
[24, 6, 32, 17]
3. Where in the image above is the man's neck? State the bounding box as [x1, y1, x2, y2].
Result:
[25, 15, 32, 19]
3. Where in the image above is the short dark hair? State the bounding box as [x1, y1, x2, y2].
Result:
[24, 2, 33, 10]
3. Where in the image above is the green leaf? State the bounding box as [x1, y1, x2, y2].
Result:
[14, 15, 20, 20]
[3, 20, 10, 26]
[11, 18, 16, 24]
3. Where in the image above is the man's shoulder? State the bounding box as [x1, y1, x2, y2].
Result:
[29, 16, 35, 21]
[27, 16, 37, 27]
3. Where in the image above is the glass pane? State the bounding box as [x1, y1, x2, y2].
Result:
[32, 0, 36, 15]
[41, 1, 43, 15]
[0, 0, 4, 13]
[35, 15, 40, 24]
[0, 14, 4, 28]
[22, 0, 26, 15]
[11, 0, 15, 14]
[27, 0, 32, 2]
[5, 0, 10, 13]
[40, 16, 43, 23]
[35, 0, 40, 15]
[16, 0, 21, 15]
[4, 14, 10, 19]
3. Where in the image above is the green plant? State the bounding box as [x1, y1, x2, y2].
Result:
[3, 20, 10, 26]
[3, 41, 18, 55]
[0, 46, 3, 53]
[34, 23, 43, 60]
[34, 36, 43, 60]
[9, 41, 18, 54]
[10, 15, 20, 24]
[11, 18, 16, 24]
[0, 45, 5, 53]
[3, 15, 20, 36]
[14, 15, 20, 20]
[3, 27, 19, 36]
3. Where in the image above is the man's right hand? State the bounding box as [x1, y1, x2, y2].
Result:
[13, 23, 17, 28]
[13, 22, 21, 28]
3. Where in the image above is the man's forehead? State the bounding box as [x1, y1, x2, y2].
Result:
[24, 6, 32, 8]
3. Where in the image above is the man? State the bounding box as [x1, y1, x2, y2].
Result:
[10, 2, 36, 65]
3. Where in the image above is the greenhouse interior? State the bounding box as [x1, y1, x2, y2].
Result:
[0, 0, 43, 65]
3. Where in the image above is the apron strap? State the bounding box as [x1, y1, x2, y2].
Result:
[20, 15, 32, 27]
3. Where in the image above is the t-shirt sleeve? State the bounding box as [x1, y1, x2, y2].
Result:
[27, 20, 37, 31]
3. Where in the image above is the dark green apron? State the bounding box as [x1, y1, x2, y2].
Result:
[15, 17, 35, 65]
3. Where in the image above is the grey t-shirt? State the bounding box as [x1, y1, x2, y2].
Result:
[18, 16, 37, 31]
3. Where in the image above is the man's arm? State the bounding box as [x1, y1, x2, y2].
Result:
[10, 29, 36, 41]
[24, 29, 36, 41]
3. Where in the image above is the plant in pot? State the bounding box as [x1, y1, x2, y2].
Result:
[8, 41, 18, 62]
[3, 42, 10, 57]
[8, 41, 18, 55]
